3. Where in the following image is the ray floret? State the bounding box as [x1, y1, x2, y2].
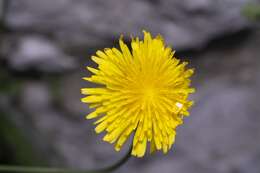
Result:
[81, 31, 195, 157]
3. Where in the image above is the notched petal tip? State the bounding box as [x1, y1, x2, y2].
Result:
[155, 34, 164, 42]
[87, 66, 99, 74]
[85, 112, 98, 119]
[81, 88, 87, 94]
[82, 77, 92, 82]
[91, 56, 103, 65]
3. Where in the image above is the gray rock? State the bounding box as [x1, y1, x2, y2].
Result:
[177, 79, 259, 173]
[19, 81, 125, 168]
[236, 153, 260, 173]
[8, 36, 76, 73]
[140, 158, 210, 173]
[6, 0, 251, 50]
[0, 1, 4, 21]
[60, 72, 91, 117]
[21, 82, 51, 114]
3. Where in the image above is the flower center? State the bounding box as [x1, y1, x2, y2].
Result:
[139, 86, 158, 108]
[144, 88, 155, 100]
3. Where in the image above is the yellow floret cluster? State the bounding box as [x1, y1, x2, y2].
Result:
[81, 31, 195, 157]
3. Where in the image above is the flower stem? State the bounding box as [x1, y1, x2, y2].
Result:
[0, 146, 132, 173]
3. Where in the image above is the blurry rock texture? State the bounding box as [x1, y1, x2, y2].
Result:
[7, 36, 77, 73]
[1, 0, 260, 173]
[6, 0, 250, 49]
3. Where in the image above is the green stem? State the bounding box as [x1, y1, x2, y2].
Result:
[0, 146, 132, 173]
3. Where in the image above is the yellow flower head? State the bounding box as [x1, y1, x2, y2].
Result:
[81, 31, 195, 157]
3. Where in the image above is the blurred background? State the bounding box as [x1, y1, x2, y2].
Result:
[1, 0, 260, 173]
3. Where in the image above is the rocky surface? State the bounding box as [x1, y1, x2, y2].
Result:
[1, 0, 260, 173]
[5, 36, 77, 73]
[6, 0, 251, 50]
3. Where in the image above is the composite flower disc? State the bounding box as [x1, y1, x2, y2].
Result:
[81, 31, 195, 157]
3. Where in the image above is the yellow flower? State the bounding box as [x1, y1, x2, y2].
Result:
[81, 31, 195, 157]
